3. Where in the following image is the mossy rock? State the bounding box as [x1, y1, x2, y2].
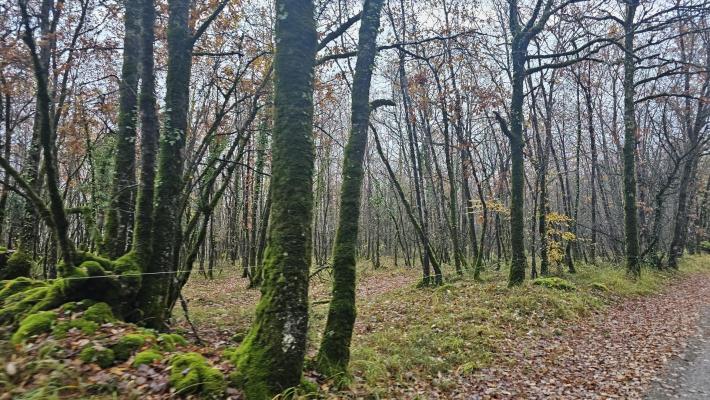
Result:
[11, 310, 57, 344]
[112, 332, 155, 360]
[52, 318, 99, 338]
[83, 302, 115, 324]
[0, 251, 34, 280]
[0, 277, 47, 304]
[157, 333, 188, 351]
[73, 251, 115, 272]
[58, 299, 97, 314]
[80, 345, 115, 368]
[169, 352, 225, 397]
[0, 285, 52, 324]
[532, 277, 576, 291]
[590, 282, 609, 292]
[132, 349, 163, 367]
[80, 261, 107, 277]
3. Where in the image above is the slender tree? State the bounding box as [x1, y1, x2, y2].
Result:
[317, 0, 385, 378]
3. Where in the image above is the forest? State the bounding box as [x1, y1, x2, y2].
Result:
[0, 0, 709, 398]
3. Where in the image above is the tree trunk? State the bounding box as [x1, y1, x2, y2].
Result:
[507, 40, 528, 285]
[132, 0, 161, 325]
[103, 0, 140, 258]
[316, 0, 384, 377]
[622, 2, 640, 277]
[232, 0, 317, 397]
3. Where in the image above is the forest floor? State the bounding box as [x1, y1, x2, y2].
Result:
[646, 306, 710, 399]
[1, 255, 709, 399]
[173, 254, 710, 399]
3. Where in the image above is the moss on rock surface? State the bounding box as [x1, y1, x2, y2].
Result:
[0, 250, 34, 280]
[169, 352, 225, 397]
[0, 278, 46, 304]
[79, 345, 115, 368]
[132, 349, 163, 367]
[11, 310, 57, 344]
[83, 302, 115, 323]
[51, 318, 99, 337]
[0, 251, 142, 328]
[112, 332, 154, 360]
[157, 333, 187, 351]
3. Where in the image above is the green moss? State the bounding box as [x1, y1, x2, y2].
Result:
[112, 332, 154, 360]
[532, 277, 576, 291]
[157, 333, 188, 351]
[1, 251, 34, 280]
[80, 345, 115, 368]
[74, 251, 115, 271]
[83, 302, 115, 323]
[299, 378, 319, 394]
[11, 310, 57, 344]
[80, 261, 107, 277]
[169, 352, 225, 397]
[51, 318, 99, 338]
[0, 285, 51, 324]
[590, 282, 609, 292]
[132, 349, 163, 367]
[58, 299, 96, 314]
[0, 277, 46, 304]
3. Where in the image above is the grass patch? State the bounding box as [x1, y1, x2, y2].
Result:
[343, 255, 709, 394]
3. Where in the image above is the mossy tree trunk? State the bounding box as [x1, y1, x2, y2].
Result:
[132, 0, 160, 322]
[316, 0, 384, 377]
[506, 39, 528, 286]
[140, 0, 193, 329]
[232, 0, 317, 397]
[622, 2, 640, 277]
[103, 0, 140, 259]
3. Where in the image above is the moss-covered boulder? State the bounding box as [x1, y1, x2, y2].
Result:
[0, 250, 34, 280]
[112, 332, 154, 360]
[0, 277, 46, 304]
[157, 333, 188, 351]
[74, 251, 115, 272]
[169, 352, 225, 397]
[532, 277, 576, 291]
[132, 349, 163, 367]
[83, 302, 115, 324]
[11, 310, 57, 344]
[58, 299, 97, 314]
[51, 318, 99, 338]
[80, 345, 115, 368]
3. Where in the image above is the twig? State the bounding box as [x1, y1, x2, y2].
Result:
[179, 293, 204, 345]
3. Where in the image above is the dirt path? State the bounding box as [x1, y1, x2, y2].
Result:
[646, 307, 710, 399]
[455, 273, 710, 399]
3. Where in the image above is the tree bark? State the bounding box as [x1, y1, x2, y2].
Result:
[232, 0, 317, 397]
[103, 0, 140, 258]
[317, 0, 385, 377]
